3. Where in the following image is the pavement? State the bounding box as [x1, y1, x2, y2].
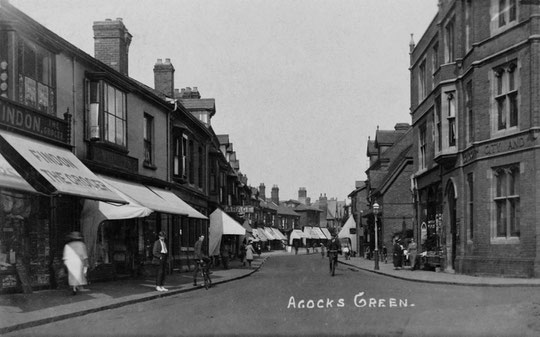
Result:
[2, 250, 540, 334]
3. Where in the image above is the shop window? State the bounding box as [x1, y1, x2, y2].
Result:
[16, 38, 56, 114]
[493, 165, 520, 239]
[467, 173, 474, 240]
[86, 80, 127, 147]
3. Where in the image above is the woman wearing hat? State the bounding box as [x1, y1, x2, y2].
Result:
[152, 231, 169, 291]
[63, 231, 89, 295]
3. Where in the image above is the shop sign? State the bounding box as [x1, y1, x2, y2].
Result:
[0, 97, 67, 143]
[464, 134, 533, 164]
[224, 205, 254, 213]
[1, 274, 17, 288]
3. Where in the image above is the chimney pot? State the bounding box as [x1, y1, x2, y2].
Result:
[116, 18, 123, 22]
[165, 58, 171, 64]
[157, 58, 163, 64]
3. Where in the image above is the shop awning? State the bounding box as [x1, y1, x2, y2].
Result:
[252, 228, 268, 242]
[0, 130, 124, 203]
[321, 228, 332, 239]
[0, 153, 38, 194]
[209, 208, 246, 256]
[100, 176, 206, 218]
[271, 227, 287, 240]
[263, 227, 277, 240]
[303, 226, 319, 239]
[312, 226, 328, 239]
[289, 229, 309, 245]
[146, 186, 207, 219]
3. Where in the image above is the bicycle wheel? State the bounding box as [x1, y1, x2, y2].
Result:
[331, 257, 336, 276]
[329, 258, 334, 275]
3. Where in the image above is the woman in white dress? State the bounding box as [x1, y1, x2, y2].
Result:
[63, 231, 89, 295]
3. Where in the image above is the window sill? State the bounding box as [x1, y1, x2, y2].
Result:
[143, 162, 157, 170]
[490, 236, 520, 245]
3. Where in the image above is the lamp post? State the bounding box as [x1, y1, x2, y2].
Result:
[373, 202, 380, 270]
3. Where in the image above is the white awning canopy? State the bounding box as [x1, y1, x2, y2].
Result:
[271, 228, 287, 240]
[209, 208, 246, 255]
[252, 228, 268, 242]
[263, 227, 277, 240]
[321, 228, 332, 239]
[312, 226, 328, 239]
[99, 176, 207, 218]
[0, 153, 37, 194]
[289, 229, 309, 245]
[0, 130, 124, 203]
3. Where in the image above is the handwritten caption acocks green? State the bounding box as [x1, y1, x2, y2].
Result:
[287, 292, 414, 309]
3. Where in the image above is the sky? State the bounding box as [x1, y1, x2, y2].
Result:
[10, 0, 438, 203]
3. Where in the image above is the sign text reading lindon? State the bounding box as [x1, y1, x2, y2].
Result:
[287, 292, 414, 309]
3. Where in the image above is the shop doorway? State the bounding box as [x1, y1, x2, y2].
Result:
[446, 181, 457, 270]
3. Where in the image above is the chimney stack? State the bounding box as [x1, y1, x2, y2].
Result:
[153, 58, 175, 98]
[259, 183, 266, 201]
[271, 185, 279, 205]
[93, 18, 132, 75]
[298, 187, 307, 205]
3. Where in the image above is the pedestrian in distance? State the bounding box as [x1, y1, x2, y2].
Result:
[152, 231, 169, 292]
[320, 243, 325, 259]
[382, 245, 388, 263]
[343, 245, 350, 260]
[63, 231, 89, 295]
[408, 238, 418, 270]
[239, 240, 246, 266]
[193, 235, 208, 286]
[294, 241, 299, 255]
[393, 239, 403, 270]
[245, 240, 256, 268]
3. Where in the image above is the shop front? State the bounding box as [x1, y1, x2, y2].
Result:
[0, 130, 125, 293]
[80, 175, 207, 280]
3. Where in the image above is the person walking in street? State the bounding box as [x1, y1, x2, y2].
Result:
[320, 243, 325, 258]
[393, 239, 403, 270]
[407, 238, 418, 270]
[63, 231, 89, 295]
[239, 240, 246, 266]
[152, 231, 169, 292]
[193, 235, 209, 286]
[382, 245, 388, 263]
[245, 240, 256, 267]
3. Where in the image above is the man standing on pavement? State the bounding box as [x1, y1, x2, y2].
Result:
[152, 231, 169, 292]
[193, 235, 207, 286]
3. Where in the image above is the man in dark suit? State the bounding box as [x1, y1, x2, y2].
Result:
[153, 231, 169, 291]
[193, 235, 206, 286]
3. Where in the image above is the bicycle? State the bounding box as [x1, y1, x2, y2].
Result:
[328, 250, 339, 276]
[196, 259, 212, 290]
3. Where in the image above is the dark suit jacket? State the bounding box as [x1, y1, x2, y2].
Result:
[153, 239, 168, 262]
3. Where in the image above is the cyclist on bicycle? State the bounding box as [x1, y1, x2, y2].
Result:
[326, 233, 342, 273]
[193, 235, 210, 286]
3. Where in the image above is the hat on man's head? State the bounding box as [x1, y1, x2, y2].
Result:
[158, 231, 166, 237]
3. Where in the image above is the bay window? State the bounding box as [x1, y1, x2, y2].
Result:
[86, 80, 127, 147]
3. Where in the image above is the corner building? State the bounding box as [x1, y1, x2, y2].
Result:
[410, 0, 540, 277]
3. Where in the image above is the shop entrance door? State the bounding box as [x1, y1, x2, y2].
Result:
[446, 182, 457, 270]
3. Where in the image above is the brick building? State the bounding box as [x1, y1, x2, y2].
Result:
[410, 0, 540, 277]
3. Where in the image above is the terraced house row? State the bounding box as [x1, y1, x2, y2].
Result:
[0, 1, 259, 293]
[351, 0, 540, 278]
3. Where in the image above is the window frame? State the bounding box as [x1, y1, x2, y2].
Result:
[419, 123, 427, 170]
[491, 164, 520, 242]
[85, 79, 127, 148]
[493, 61, 518, 135]
[16, 37, 56, 115]
[143, 113, 154, 166]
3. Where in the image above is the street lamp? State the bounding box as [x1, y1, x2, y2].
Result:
[373, 202, 380, 270]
